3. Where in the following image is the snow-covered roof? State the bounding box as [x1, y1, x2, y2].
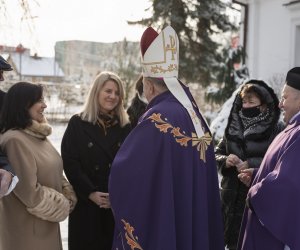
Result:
[1, 53, 9, 61]
[10, 53, 64, 77]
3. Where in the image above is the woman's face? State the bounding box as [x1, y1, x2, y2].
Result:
[28, 97, 47, 123]
[98, 80, 120, 114]
[242, 93, 262, 108]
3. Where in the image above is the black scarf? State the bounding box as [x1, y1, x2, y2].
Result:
[97, 112, 119, 134]
[239, 108, 271, 136]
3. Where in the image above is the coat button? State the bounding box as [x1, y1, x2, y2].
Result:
[88, 142, 93, 148]
[94, 165, 100, 170]
[108, 164, 111, 168]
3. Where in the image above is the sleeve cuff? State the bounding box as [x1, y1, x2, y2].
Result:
[5, 175, 19, 195]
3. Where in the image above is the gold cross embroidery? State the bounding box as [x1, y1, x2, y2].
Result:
[165, 35, 177, 60]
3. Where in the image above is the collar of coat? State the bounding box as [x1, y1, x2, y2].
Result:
[23, 119, 52, 139]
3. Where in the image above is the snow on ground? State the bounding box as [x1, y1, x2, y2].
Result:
[48, 122, 69, 250]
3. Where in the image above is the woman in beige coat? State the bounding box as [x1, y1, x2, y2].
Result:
[0, 82, 77, 250]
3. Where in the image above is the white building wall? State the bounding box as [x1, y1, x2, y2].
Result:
[289, 4, 300, 66]
[245, 0, 300, 83]
[295, 26, 300, 65]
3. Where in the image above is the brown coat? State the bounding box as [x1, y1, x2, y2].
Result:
[0, 129, 70, 250]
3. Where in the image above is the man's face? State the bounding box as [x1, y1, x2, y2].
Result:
[0, 71, 4, 81]
[279, 84, 300, 123]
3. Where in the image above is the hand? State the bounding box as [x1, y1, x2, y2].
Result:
[236, 160, 249, 172]
[238, 168, 254, 187]
[225, 154, 241, 168]
[61, 177, 77, 213]
[99, 192, 111, 209]
[88, 191, 111, 209]
[0, 169, 13, 198]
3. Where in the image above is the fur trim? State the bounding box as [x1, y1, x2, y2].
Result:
[62, 176, 77, 212]
[23, 119, 52, 139]
[27, 186, 70, 222]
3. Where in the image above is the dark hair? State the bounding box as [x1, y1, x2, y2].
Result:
[0, 82, 43, 132]
[135, 75, 144, 96]
[146, 77, 167, 89]
[126, 75, 147, 127]
[127, 94, 147, 127]
[240, 83, 265, 104]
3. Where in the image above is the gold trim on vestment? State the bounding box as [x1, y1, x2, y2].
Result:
[148, 113, 212, 162]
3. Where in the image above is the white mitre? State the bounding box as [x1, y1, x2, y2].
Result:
[140, 26, 206, 138]
[141, 26, 179, 78]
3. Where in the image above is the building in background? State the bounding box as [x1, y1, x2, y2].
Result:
[211, 0, 300, 140]
[54, 40, 140, 84]
[0, 44, 64, 83]
[233, 0, 300, 87]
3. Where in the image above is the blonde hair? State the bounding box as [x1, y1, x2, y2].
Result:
[80, 71, 129, 127]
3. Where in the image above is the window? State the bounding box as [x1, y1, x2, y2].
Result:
[295, 25, 300, 65]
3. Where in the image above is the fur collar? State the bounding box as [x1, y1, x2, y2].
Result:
[23, 119, 52, 139]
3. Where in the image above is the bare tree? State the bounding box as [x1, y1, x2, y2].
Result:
[0, 0, 39, 18]
[0, 0, 40, 51]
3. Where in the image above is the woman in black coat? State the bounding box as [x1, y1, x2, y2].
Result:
[215, 79, 284, 250]
[61, 71, 131, 250]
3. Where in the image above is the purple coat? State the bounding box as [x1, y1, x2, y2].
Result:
[109, 90, 224, 250]
[239, 113, 300, 250]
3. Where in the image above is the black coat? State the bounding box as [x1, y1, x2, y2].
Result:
[0, 90, 13, 174]
[215, 81, 284, 249]
[127, 93, 147, 128]
[61, 114, 131, 250]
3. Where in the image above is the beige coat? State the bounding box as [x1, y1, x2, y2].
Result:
[0, 128, 74, 250]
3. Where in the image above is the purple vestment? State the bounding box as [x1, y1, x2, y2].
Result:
[109, 89, 224, 250]
[239, 114, 300, 250]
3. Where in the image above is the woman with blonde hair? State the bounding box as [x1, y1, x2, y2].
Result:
[61, 71, 131, 250]
[0, 82, 76, 250]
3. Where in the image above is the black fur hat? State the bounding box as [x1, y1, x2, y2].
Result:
[286, 67, 300, 90]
